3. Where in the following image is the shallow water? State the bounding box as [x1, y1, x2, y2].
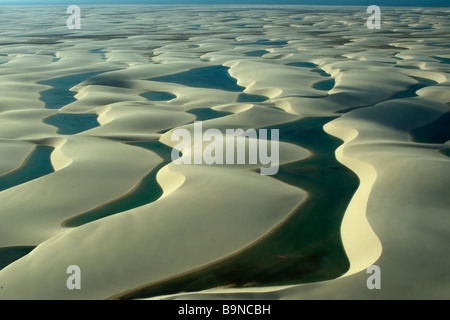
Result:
[310, 68, 332, 77]
[119, 117, 359, 299]
[188, 108, 231, 121]
[244, 50, 269, 57]
[44, 113, 99, 135]
[338, 76, 438, 114]
[39, 72, 103, 109]
[288, 61, 334, 90]
[250, 39, 288, 47]
[237, 93, 268, 103]
[64, 141, 171, 228]
[149, 65, 244, 92]
[141, 91, 176, 101]
[440, 148, 450, 158]
[389, 77, 437, 100]
[286, 62, 317, 68]
[0, 246, 36, 271]
[0, 146, 54, 192]
[312, 79, 335, 91]
[434, 56, 450, 65]
[89, 48, 107, 61]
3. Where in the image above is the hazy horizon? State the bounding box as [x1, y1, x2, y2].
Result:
[0, 0, 449, 7]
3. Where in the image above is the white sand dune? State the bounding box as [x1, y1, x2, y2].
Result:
[0, 5, 449, 300]
[0, 141, 35, 176]
[154, 97, 450, 301]
[0, 164, 307, 299]
[0, 136, 162, 246]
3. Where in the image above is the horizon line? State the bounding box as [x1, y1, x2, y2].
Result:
[1, 3, 449, 7]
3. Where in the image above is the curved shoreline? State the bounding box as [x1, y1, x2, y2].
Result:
[114, 116, 359, 299]
[109, 196, 309, 300]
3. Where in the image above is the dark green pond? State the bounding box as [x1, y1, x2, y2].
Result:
[287, 61, 334, 91]
[0, 246, 36, 271]
[118, 117, 359, 299]
[141, 91, 176, 101]
[0, 146, 54, 192]
[440, 148, 450, 158]
[149, 65, 244, 92]
[44, 113, 99, 135]
[312, 79, 335, 91]
[188, 108, 231, 121]
[245, 50, 269, 57]
[237, 93, 268, 103]
[39, 71, 103, 109]
[63, 141, 172, 228]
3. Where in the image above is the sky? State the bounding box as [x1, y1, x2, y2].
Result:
[0, 0, 449, 6]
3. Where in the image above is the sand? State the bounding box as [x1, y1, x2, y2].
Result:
[0, 5, 449, 300]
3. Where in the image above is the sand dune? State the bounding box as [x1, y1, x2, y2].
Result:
[0, 5, 449, 300]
